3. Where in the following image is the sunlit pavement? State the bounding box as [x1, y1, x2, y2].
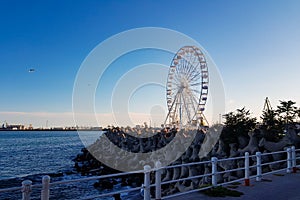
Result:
[169, 172, 300, 200]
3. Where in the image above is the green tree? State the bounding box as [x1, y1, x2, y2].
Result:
[261, 109, 282, 142]
[276, 100, 298, 125]
[261, 109, 278, 127]
[221, 107, 257, 145]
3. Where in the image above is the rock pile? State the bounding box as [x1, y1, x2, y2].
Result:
[73, 125, 300, 197]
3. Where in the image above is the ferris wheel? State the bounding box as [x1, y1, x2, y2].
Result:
[164, 46, 209, 129]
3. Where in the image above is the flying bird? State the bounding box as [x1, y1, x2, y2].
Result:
[28, 68, 35, 73]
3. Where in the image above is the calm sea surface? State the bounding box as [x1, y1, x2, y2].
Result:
[0, 131, 142, 200]
[0, 131, 96, 180]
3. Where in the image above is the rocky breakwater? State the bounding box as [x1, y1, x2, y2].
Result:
[158, 125, 300, 196]
[73, 127, 180, 189]
[73, 125, 300, 197]
[73, 127, 207, 191]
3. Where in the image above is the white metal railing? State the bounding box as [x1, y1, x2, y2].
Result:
[158, 146, 299, 199]
[0, 146, 299, 200]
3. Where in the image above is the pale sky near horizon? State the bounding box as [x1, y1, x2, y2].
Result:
[0, 0, 300, 127]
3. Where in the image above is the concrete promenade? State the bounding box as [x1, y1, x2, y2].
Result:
[170, 172, 300, 200]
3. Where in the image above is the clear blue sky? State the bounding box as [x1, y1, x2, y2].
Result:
[1, 0, 300, 127]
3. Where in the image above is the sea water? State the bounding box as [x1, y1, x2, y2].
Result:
[0, 131, 86, 180]
[0, 131, 141, 199]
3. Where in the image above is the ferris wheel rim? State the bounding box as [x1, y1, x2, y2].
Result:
[165, 46, 209, 128]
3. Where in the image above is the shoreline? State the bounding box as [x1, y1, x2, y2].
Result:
[0, 129, 102, 132]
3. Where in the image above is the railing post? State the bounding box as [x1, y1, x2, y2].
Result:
[244, 152, 250, 186]
[211, 157, 218, 186]
[256, 152, 262, 181]
[291, 146, 297, 173]
[41, 175, 50, 200]
[144, 165, 151, 200]
[155, 161, 162, 200]
[22, 180, 32, 200]
[287, 147, 292, 173]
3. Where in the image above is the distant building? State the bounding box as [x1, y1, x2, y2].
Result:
[0, 122, 25, 130]
[6, 124, 25, 130]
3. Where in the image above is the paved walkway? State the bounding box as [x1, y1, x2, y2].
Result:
[169, 172, 300, 200]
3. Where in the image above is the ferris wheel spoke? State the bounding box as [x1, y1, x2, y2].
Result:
[179, 63, 189, 77]
[173, 79, 182, 88]
[190, 73, 201, 81]
[181, 93, 192, 123]
[189, 82, 201, 89]
[177, 93, 184, 124]
[185, 62, 198, 78]
[189, 53, 198, 70]
[166, 90, 180, 121]
[189, 73, 201, 83]
[191, 88, 201, 95]
[188, 81, 201, 90]
[185, 65, 199, 81]
[190, 91, 200, 104]
[188, 69, 200, 79]
[181, 54, 194, 76]
[180, 57, 188, 72]
[183, 56, 194, 75]
[168, 85, 178, 91]
[182, 56, 194, 72]
[190, 82, 201, 87]
[174, 70, 183, 82]
[190, 94, 199, 110]
[187, 63, 201, 79]
[185, 51, 198, 73]
[190, 97, 198, 121]
[190, 95, 201, 117]
[173, 82, 182, 89]
[186, 90, 198, 111]
[186, 94, 197, 118]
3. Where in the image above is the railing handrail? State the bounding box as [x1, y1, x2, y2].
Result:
[260, 150, 287, 156]
[50, 169, 145, 186]
[0, 186, 23, 193]
[163, 160, 211, 169]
